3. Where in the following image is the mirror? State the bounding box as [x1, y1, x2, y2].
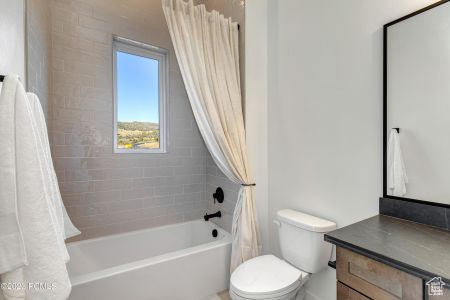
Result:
[384, 0, 450, 205]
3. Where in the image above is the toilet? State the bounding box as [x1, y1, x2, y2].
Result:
[229, 209, 336, 300]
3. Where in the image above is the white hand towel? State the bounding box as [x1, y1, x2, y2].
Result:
[387, 129, 408, 196]
[0, 76, 72, 300]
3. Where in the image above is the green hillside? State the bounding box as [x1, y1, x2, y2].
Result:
[117, 121, 159, 131]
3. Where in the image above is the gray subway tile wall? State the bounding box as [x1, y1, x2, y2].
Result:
[26, 0, 243, 241]
[27, 0, 51, 123]
[206, 155, 240, 232]
[47, 0, 209, 241]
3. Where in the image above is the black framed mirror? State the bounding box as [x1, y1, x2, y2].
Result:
[383, 0, 450, 208]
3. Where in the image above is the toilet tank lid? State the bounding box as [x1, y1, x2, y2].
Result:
[277, 209, 336, 232]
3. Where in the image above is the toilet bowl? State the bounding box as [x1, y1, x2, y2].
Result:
[229, 209, 336, 300]
[229, 255, 309, 300]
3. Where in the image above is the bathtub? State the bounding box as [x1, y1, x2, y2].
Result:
[67, 220, 231, 300]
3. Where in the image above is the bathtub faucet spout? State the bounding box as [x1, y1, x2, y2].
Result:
[204, 211, 221, 221]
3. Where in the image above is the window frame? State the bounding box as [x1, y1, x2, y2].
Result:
[112, 36, 168, 154]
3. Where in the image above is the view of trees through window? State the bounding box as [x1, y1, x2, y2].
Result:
[116, 49, 160, 150]
[117, 121, 159, 150]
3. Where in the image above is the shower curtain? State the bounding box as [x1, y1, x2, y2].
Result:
[162, 0, 261, 272]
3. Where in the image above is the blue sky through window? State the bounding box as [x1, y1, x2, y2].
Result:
[117, 51, 159, 123]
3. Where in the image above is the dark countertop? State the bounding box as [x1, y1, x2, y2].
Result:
[325, 214, 450, 286]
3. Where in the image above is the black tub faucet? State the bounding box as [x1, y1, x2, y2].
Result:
[204, 211, 221, 221]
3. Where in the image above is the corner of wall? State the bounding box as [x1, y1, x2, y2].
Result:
[245, 0, 270, 254]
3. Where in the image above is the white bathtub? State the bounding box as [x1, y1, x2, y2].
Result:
[67, 220, 231, 300]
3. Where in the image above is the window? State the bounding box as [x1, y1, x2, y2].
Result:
[113, 37, 167, 153]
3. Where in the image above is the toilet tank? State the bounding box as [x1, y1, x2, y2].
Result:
[275, 209, 336, 274]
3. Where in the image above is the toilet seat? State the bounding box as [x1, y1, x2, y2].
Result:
[230, 255, 308, 299]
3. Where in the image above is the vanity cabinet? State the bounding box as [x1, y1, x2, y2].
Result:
[336, 247, 423, 300]
[429, 289, 450, 300]
[337, 282, 370, 300]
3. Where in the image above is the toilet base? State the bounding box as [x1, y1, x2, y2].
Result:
[229, 286, 304, 300]
[295, 288, 306, 300]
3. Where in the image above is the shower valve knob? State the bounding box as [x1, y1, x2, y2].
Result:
[213, 187, 224, 204]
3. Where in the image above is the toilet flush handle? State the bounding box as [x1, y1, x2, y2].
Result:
[273, 219, 281, 227]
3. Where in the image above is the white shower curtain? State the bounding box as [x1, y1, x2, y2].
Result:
[162, 0, 260, 272]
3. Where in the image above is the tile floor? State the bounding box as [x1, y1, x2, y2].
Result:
[209, 290, 231, 300]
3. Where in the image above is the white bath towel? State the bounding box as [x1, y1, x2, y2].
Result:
[0, 76, 73, 300]
[0, 78, 28, 275]
[387, 129, 408, 196]
[27, 93, 80, 241]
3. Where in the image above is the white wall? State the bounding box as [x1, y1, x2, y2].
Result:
[245, 0, 269, 253]
[0, 0, 25, 86]
[246, 0, 438, 299]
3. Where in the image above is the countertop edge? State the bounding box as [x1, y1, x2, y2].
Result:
[324, 234, 450, 288]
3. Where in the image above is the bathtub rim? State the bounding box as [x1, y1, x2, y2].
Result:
[67, 219, 231, 286]
[67, 219, 228, 248]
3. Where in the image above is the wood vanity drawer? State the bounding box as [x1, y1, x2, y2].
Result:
[336, 247, 422, 300]
[337, 282, 370, 300]
[428, 287, 450, 299]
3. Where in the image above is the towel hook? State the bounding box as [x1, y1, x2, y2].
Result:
[393, 128, 400, 133]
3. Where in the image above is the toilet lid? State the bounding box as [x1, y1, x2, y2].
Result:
[230, 255, 305, 299]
